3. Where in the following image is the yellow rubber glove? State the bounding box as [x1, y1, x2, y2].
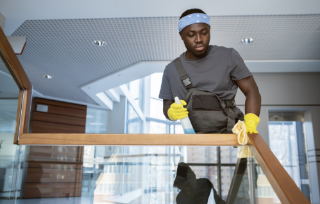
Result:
[168, 100, 188, 121]
[244, 113, 260, 134]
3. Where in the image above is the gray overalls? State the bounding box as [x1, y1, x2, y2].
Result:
[173, 58, 244, 203]
[173, 57, 244, 133]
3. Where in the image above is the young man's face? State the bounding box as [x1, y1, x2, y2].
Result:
[180, 23, 210, 59]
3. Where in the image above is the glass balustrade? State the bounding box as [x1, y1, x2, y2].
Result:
[1, 145, 284, 204]
[0, 52, 22, 202]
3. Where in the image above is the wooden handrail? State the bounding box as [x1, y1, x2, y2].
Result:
[249, 133, 310, 204]
[18, 132, 310, 203]
[18, 133, 241, 146]
[0, 27, 33, 143]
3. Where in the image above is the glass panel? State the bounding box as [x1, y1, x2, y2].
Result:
[269, 111, 311, 201]
[186, 146, 217, 163]
[14, 145, 261, 204]
[221, 166, 236, 200]
[251, 157, 282, 204]
[221, 146, 238, 164]
[0, 55, 21, 201]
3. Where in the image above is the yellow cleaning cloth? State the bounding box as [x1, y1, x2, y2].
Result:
[232, 120, 251, 158]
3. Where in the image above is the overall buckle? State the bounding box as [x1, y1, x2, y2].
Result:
[181, 75, 191, 87]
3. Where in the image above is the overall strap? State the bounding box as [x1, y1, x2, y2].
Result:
[221, 100, 236, 133]
[173, 57, 193, 90]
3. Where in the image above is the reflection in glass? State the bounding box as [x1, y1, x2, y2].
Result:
[252, 158, 281, 204]
[221, 166, 236, 200]
[12, 145, 295, 204]
[0, 56, 21, 201]
[221, 146, 238, 164]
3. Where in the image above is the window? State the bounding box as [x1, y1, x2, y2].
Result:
[269, 111, 310, 201]
[147, 73, 184, 134]
[85, 108, 107, 133]
[126, 102, 142, 133]
[127, 78, 144, 111]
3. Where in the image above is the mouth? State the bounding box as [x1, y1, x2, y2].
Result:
[195, 45, 205, 51]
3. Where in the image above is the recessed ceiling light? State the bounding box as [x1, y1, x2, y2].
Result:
[241, 38, 253, 44]
[43, 75, 52, 79]
[92, 40, 106, 47]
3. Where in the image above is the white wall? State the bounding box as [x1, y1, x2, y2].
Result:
[107, 96, 127, 134]
[236, 73, 320, 106]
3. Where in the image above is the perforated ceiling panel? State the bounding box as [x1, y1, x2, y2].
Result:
[12, 15, 320, 104]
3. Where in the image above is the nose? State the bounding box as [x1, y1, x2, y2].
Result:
[195, 33, 203, 43]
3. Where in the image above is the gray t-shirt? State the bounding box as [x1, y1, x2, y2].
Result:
[159, 45, 252, 101]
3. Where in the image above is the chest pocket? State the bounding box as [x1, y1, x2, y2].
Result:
[192, 95, 221, 111]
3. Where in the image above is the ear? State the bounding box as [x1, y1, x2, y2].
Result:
[179, 32, 184, 41]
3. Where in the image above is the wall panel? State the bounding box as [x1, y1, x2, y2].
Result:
[24, 98, 86, 198]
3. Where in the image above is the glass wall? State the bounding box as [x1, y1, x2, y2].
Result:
[16, 145, 267, 204]
[269, 111, 311, 201]
[0, 58, 21, 201]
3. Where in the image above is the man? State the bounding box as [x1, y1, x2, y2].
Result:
[160, 8, 260, 203]
[159, 8, 261, 134]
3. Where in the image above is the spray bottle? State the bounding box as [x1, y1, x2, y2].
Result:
[175, 96, 196, 134]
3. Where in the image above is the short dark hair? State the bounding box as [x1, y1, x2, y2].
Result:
[180, 9, 206, 20]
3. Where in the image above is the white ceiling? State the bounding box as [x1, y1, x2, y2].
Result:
[1, 0, 320, 35]
[0, 0, 320, 107]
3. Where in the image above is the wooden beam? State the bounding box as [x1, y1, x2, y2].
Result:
[249, 133, 310, 204]
[18, 133, 241, 146]
[0, 27, 32, 90]
[0, 27, 32, 142]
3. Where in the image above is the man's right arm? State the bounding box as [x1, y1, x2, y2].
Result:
[163, 99, 174, 120]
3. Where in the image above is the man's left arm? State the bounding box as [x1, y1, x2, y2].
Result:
[236, 76, 261, 133]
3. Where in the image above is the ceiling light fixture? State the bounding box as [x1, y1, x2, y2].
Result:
[92, 40, 106, 47]
[43, 75, 52, 79]
[241, 38, 253, 44]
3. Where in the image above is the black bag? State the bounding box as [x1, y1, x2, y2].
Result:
[174, 58, 244, 133]
[174, 162, 226, 204]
